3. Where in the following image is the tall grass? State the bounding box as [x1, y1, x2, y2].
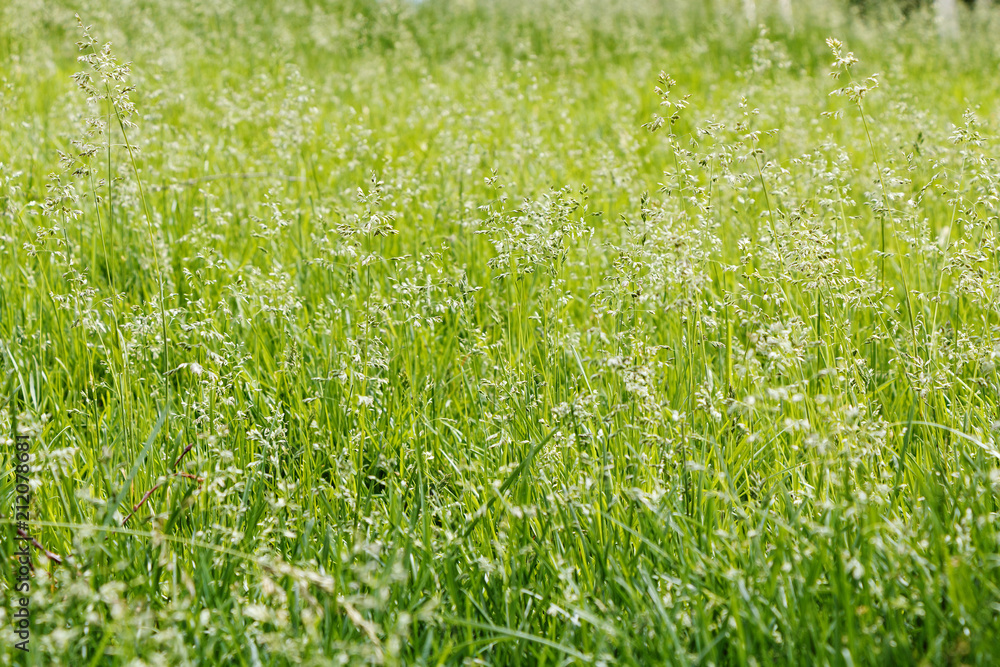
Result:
[3, 0, 1000, 664]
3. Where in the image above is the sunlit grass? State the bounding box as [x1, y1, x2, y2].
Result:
[3, 0, 1000, 664]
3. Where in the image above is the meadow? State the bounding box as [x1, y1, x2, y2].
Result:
[3, 0, 1000, 664]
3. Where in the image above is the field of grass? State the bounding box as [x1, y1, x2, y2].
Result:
[3, 0, 1000, 664]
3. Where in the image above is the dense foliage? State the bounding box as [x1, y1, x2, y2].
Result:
[3, 0, 1000, 664]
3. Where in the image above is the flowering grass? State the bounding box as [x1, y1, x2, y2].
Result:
[3, 0, 1000, 664]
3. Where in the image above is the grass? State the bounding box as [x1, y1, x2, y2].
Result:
[3, 0, 1000, 664]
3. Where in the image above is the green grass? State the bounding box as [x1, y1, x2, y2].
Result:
[3, 0, 1000, 664]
